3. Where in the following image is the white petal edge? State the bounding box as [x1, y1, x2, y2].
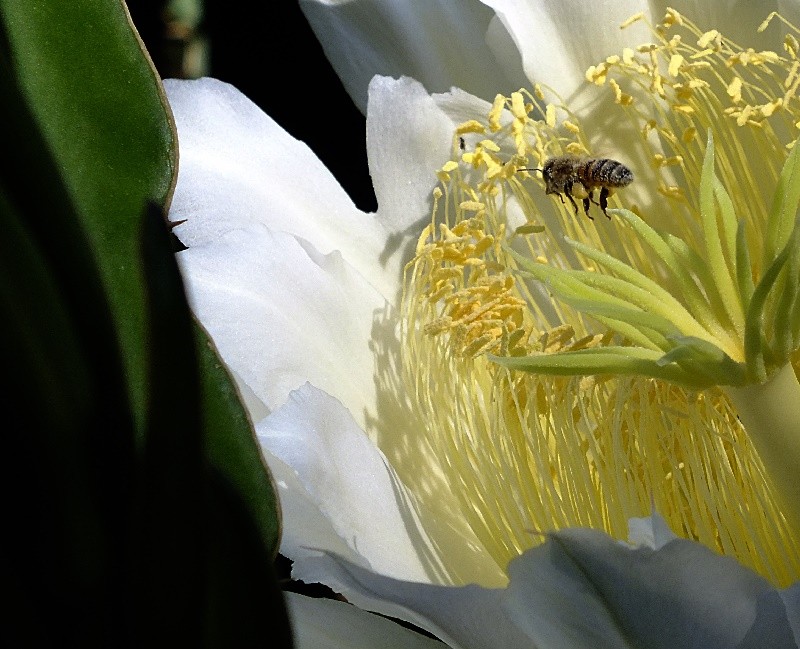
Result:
[166, 76, 477, 301]
[293, 527, 800, 649]
[176, 226, 386, 428]
[258, 382, 505, 587]
[286, 592, 446, 649]
[164, 77, 397, 298]
[299, 0, 528, 113]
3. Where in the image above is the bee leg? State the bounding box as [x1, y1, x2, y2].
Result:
[587, 189, 600, 205]
[582, 197, 592, 215]
[599, 187, 611, 218]
[563, 181, 581, 215]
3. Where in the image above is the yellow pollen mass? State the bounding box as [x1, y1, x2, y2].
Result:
[395, 9, 800, 589]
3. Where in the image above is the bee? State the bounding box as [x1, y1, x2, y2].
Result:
[522, 156, 634, 219]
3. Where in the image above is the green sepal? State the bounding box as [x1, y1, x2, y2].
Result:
[765, 133, 800, 265]
[491, 346, 703, 387]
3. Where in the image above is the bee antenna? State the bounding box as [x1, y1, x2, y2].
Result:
[518, 167, 543, 173]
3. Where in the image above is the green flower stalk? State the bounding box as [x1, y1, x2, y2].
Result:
[402, 8, 800, 587]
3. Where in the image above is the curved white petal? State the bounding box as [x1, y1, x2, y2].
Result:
[366, 76, 467, 297]
[299, 0, 528, 113]
[176, 226, 385, 427]
[258, 383, 505, 587]
[286, 592, 446, 649]
[165, 77, 397, 298]
[294, 529, 800, 649]
[166, 76, 468, 301]
[482, 0, 653, 105]
[257, 383, 433, 583]
[368, 76, 456, 235]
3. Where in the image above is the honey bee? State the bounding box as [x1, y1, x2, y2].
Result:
[522, 156, 634, 219]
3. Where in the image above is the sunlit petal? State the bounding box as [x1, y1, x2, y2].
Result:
[177, 227, 384, 425]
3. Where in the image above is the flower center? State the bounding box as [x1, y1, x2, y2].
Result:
[400, 9, 800, 586]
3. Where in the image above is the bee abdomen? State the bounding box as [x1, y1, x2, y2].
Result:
[584, 158, 634, 188]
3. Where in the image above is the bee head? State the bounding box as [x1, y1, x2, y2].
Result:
[540, 160, 557, 194]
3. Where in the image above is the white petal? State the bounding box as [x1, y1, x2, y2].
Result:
[481, 0, 653, 103]
[286, 592, 446, 649]
[177, 226, 385, 427]
[293, 529, 795, 649]
[259, 383, 506, 588]
[509, 529, 776, 649]
[780, 582, 800, 645]
[735, 589, 800, 648]
[299, 0, 528, 112]
[293, 552, 528, 649]
[164, 77, 398, 298]
[366, 76, 463, 292]
[257, 383, 433, 583]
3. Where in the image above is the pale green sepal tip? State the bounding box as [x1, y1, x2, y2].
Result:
[735, 220, 754, 312]
[766, 136, 800, 265]
[700, 131, 745, 336]
[744, 222, 798, 382]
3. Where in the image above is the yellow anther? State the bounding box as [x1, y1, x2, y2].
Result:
[622, 47, 636, 64]
[727, 76, 743, 102]
[488, 94, 506, 131]
[514, 224, 546, 235]
[510, 92, 527, 120]
[609, 78, 634, 105]
[563, 120, 581, 133]
[565, 142, 587, 155]
[585, 64, 608, 85]
[456, 120, 487, 135]
[533, 84, 545, 100]
[662, 7, 683, 26]
[759, 12, 778, 32]
[545, 104, 557, 127]
[691, 48, 715, 59]
[459, 201, 485, 213]
[658, 183, 685, 199]
[786, 34, 799, 58]
[760, 99, 782, 117]
[441, 160, 459, 172]
[736, 104, 755, 126]
[653, 154, 683, 167]
[620, 12, 644, 29]
[606, 54, 621, 65]
[668, 54, 684, 77]
[697, 29, 721, 49]
[479, 139, 501, 152]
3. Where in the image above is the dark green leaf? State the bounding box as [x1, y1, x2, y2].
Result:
[0, 0, 176, 432]
[198, 324, 282, 555]
[0, 41, 135, 646]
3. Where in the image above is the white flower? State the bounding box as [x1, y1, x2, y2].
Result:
[166, 0, 800, 645]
